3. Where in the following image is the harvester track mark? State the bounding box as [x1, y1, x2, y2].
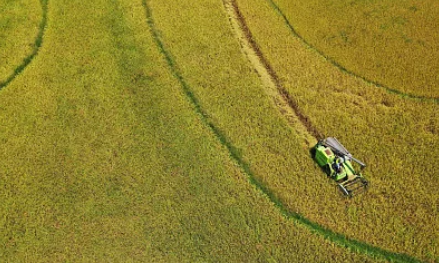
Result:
[223, 0, 321, 145]
[265, 0, 439, 103]
[0, 0, 49, 92]
[144, 0, 423, 262]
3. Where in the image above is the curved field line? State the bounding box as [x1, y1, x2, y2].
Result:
[0, 0, 48, 92]
[143, 0, 423, 262]
[264, 0, 439, 103]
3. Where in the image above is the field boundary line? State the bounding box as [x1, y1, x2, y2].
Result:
[224, 0, 425, 262]
[0, 0, 48, 92]
[143, 0, 423, 262]
[264, 0, 439, 103]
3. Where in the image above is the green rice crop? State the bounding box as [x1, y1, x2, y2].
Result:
[265, 0, 439, 98]
[0, 0, 380, 261]
[236, 0, 438, 261]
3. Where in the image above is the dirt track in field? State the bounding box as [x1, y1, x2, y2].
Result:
[222, 0, 322, 146]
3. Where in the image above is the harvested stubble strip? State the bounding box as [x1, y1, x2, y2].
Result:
[223, 0, 322, 144]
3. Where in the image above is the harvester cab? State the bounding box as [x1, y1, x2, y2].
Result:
[312, 137, 368, 197]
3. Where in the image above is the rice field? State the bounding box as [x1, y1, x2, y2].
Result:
[262, 0, 439, 98]
[235, 0, 438, 261]
[0, 0, 437, 262]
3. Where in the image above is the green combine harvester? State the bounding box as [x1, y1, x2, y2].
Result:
[312, 137, 368, 197]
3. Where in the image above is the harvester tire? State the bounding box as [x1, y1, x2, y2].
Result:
[324, 164, 331, 177]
